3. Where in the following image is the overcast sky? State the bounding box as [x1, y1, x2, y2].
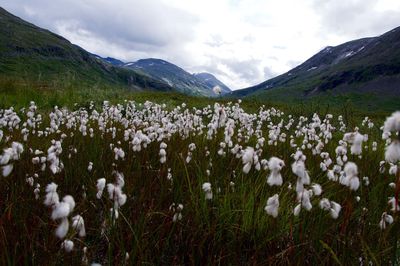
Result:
[2, 0, 400, 90]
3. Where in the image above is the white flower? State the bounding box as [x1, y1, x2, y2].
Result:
[267, 157, 285, 186]
[264, 194, 279, 218]
[241, 147, 254, 174]
[388, 197, 399, 212]
[44, 182, 59, 207]
[87, 162, 93, 172]
[379, 212, 394, 230]
[61, 239, 74, 252]
[385, 140, 400, 163]
[383, 111, 400, 133]
[213, 86, 222, 95]
[293, 204, 301, 216]
[319, 198, 341, 219]
[343, 132, 365, 155]
[107, 173, 127, 220]
[72, 215, 86, 237]
[55, 218, 69, 239]
[170, 203, 184, 222]
[329, 201, 342, 219]
[51, 202, 70, 221]
[96, 178, 106, 199]
[311, 184, 322, 196]
[2, 164, 13, 177]
[341, 162, 360, 191]
[202, 182, 213, 200]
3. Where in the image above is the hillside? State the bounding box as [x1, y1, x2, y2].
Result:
[232, 26, 400, 103]
[0, 7, 172, 92]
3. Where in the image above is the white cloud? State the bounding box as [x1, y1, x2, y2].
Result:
[2, 0, 400, 89]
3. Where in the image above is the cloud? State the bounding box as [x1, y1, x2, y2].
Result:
[311, 0, 400, 41]
[3, 0, 199, 59]
[2, 0, 400, 90]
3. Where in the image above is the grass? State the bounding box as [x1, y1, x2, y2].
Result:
[0, 94, 399, 265]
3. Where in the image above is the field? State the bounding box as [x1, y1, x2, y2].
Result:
[0, 92, 400, 265]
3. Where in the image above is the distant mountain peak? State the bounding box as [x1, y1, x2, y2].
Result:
[232, 25, 400, 99]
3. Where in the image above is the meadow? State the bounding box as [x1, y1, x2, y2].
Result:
[0, 92, 400, 265]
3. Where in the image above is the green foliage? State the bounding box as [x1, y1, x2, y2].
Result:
[0, 98, 399, 265]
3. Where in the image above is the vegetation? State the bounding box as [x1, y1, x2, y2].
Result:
[0, 94, 399, 265]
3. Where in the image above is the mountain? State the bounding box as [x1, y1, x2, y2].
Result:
[123, 58, 231, 96]
[0, 7, 172, 92]
[193, 72, 231, 94]
[232, 26, 400, 102]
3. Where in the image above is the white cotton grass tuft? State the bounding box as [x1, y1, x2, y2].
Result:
[87, 162, 93, 172]
[96, 178, 106, 199]
[51, 196, 75, 220]
[55, 217, 70, 239]
[61, 239, 74, 252]
[213, 85, 222, 95]
[267, 157, 285, 186]
[319, 198, 341, 219]
[379, 212, 394, 230]
[294, 189, 313, 216]
[311, 184, 322, 196]
[241, 147, 254, 174]
[388, 197, 400, 212]
[202, 182, 213, 200]
[44, 182, 59, 207]
[0, 141, 24, 177]
[264, 194, 279, 218]
[159, 142, 167, 164]
[385, 140, 400, 163]
[343, 132, 365, 155]
[72, 215, 86, 237]
[341, 162, 360, 191]
[48, 194, 75, 239]
[383, 111, 400, 133]
[2, 164, 13, 177]
[107, 172, 127, 220]
[291, 151, 310, 193]
[170, 203, 184, 222]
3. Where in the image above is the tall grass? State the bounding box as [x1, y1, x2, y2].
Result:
[0, 98, 399, 265]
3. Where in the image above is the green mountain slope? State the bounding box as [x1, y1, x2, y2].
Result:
[232, 26, 400, 104]
[0, 7, 172, 92]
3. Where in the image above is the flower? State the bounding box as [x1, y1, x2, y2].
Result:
[311, 184, 322, 196]
[319, 198, 341, 219]
[264, 194, 279, 218]
[267, 157, 285, 186]
[383, 111, 400, 133]
[96, 178, 106, 199]
[61, 239, 74, 252]
[170, 203, 183, 222]
[44, 182, 59, 207]
[213, 86, 222, 95]
[241, 147, 254, 174]
[341, 162, 360, 191]
[202, 182, 213, 200]
[72, 215, 86, 237]
[385, 140, 400, 163]
[379, 212, 394, 230]
[107, 172, 127, 220]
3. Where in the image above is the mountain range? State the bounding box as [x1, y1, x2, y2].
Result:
[1, 6, 400, 107]
[232, 26, 400, 103]
[99, 57, 231, 96]
[0, 7, 230, 96]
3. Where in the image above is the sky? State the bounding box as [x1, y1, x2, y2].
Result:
[1, 0, 400, 90]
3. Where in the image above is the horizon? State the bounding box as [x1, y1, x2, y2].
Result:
[1, 0, 400, 90]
